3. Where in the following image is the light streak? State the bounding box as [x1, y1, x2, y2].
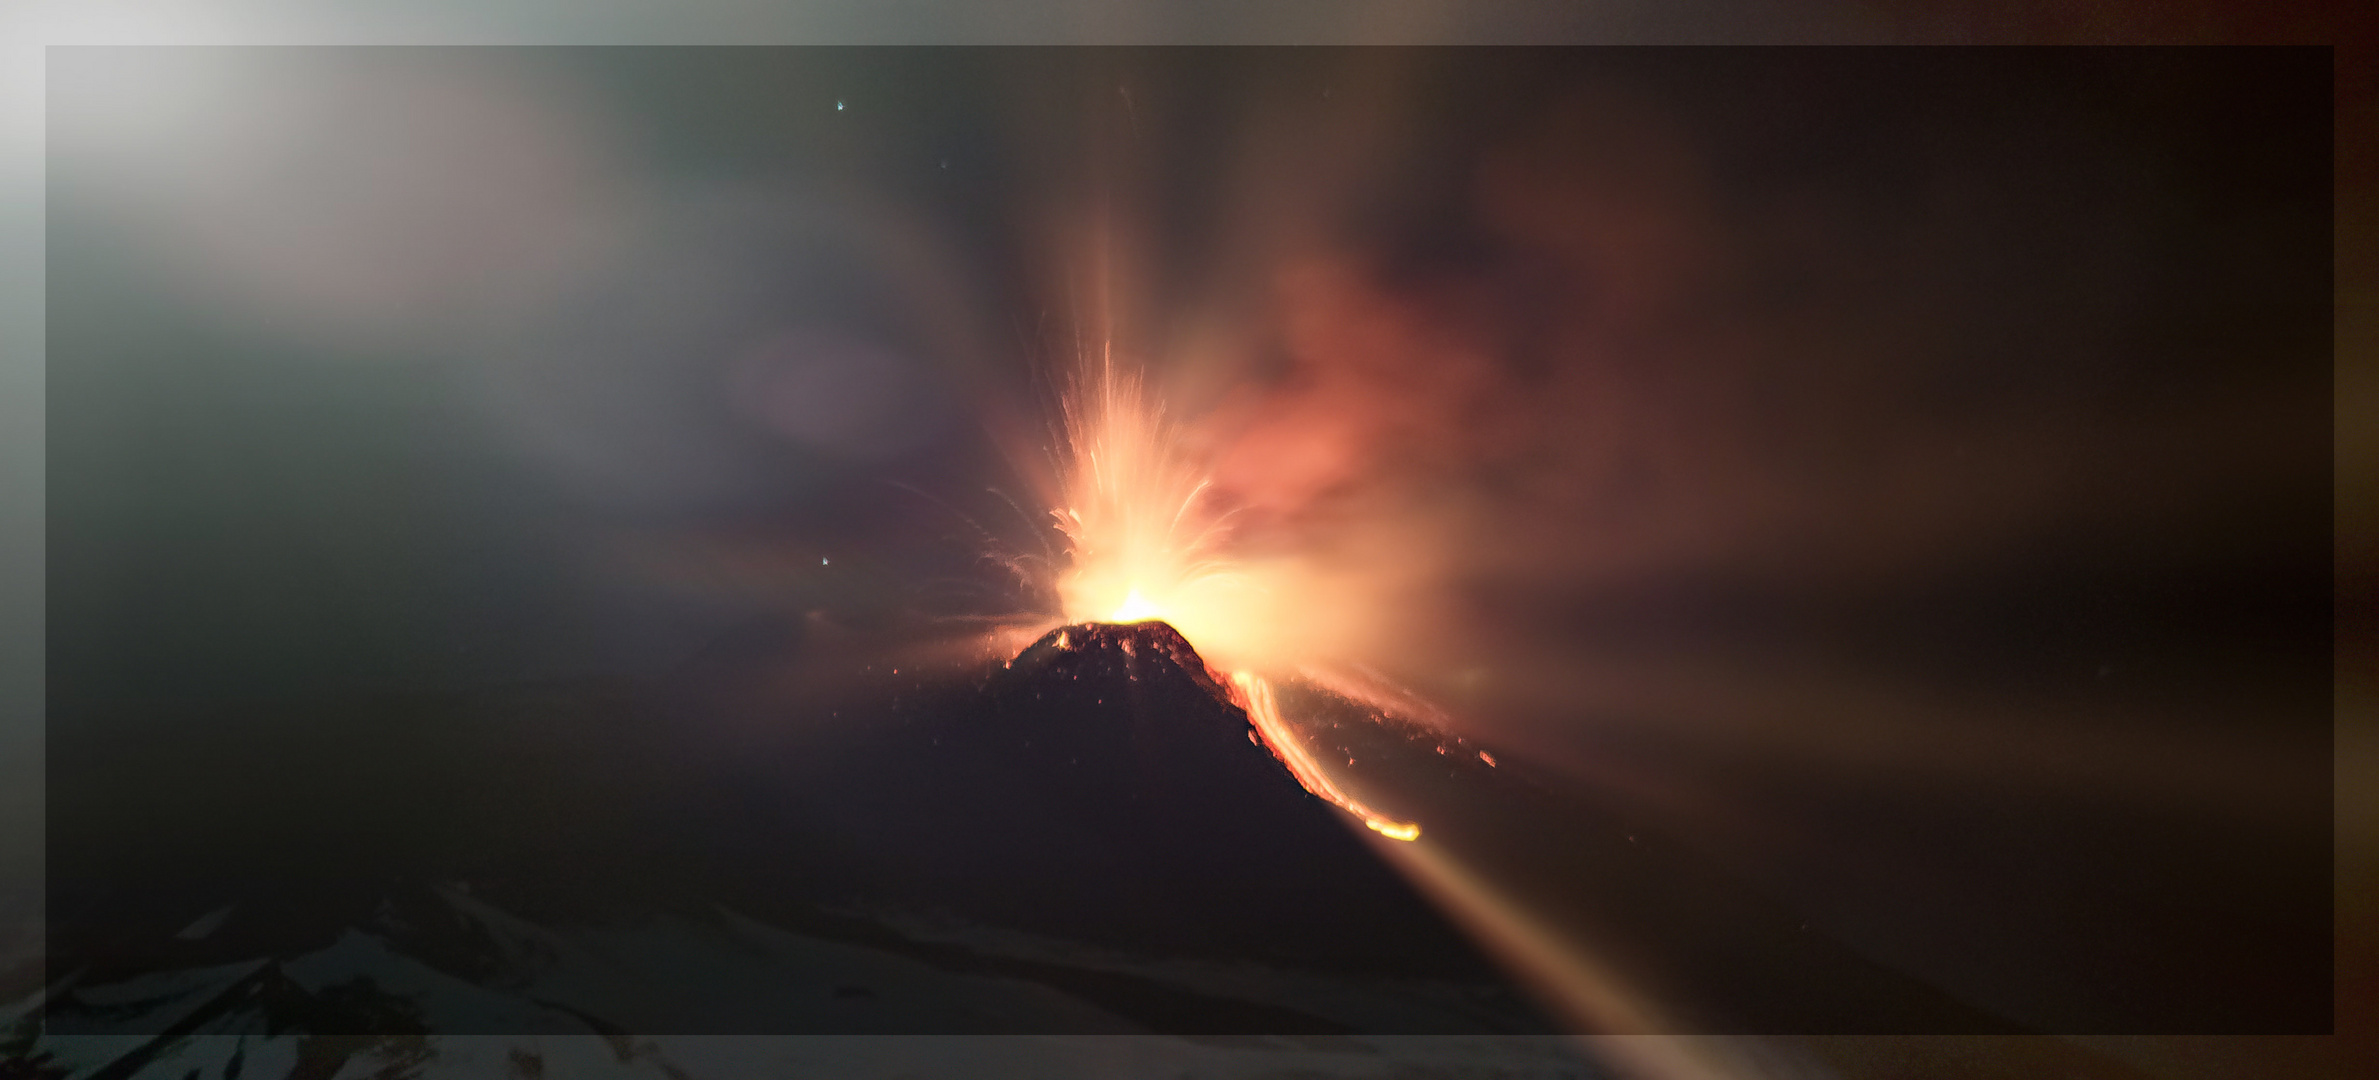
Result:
[1373, 839, 1761, 1080]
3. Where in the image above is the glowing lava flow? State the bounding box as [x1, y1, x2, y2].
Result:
[1046, 347, 1419, 841]
[1227, 670, 1422, 841]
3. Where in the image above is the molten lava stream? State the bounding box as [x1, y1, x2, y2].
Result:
[1225, 669, 1421, 841]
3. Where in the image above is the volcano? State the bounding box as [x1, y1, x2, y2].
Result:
[785, 620, 1516, 986]
[37, 604, 2054, 1068]
[31, 618, 1561, 1080]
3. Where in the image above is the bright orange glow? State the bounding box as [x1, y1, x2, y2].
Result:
[1050, 347, 1268, 658]
[1046, 346, 1420, 840]
[1044, 339, 1408, 672]
[1230, 670, 1419, 841]
[1109, 588, 1165, 623]
[1047, 355, 1378, 670]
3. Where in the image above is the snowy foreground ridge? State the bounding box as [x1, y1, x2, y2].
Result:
[10, 886, 1595, 1080]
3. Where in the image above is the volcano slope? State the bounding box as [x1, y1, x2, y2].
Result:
[771, 620, 1521, 991]
[38, 615, 2025, 1051]
[35, 617, 1561, 1055]
[818, 620, 2015, 1036]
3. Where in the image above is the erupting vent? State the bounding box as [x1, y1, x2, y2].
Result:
[1009, 620, 1420, 841]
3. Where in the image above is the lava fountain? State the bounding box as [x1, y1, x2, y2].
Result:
[1040, 343, 1421, 841]
[993, 335, 1771, 1074]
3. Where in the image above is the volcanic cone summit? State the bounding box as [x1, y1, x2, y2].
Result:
[802, 619, 1495, 980]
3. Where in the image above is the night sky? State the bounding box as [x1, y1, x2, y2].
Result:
[35, 46, 2334, 1055]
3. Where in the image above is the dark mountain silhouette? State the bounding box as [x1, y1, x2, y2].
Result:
[31, 620, 1562, 1080]
[33, 614, 2045, 1080]
[788, 620, 1516, 984]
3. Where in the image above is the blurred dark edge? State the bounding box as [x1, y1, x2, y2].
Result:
[2, 7, 2371, 1080]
